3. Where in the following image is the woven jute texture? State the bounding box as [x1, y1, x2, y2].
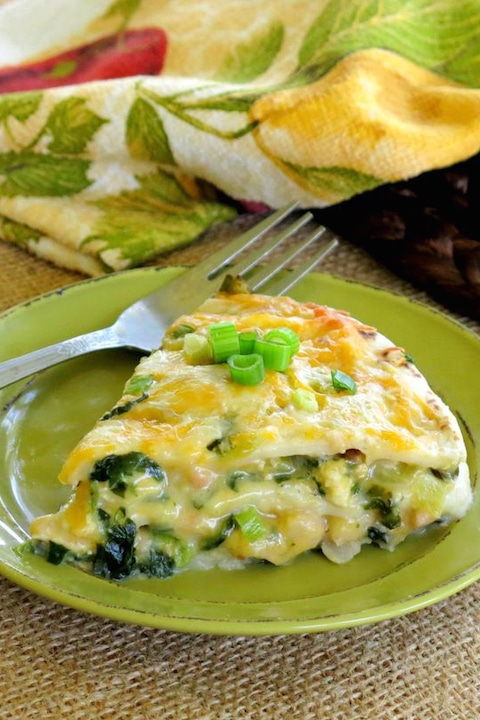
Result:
[1, 217, 480, 720]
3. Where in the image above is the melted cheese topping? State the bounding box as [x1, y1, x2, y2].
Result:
[29, 292, 472, 577]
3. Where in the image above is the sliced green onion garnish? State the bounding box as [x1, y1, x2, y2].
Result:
[183, 333, 213, 364]
[292, 388, 319, 412]
[234, 506, 268, 542]
[331, 369, 357, 394]
[227, 353, 265, 386]
[238, 330, 258, 354]
[208, 322, 240, 363]
[264, 327, 300, 356]
[254, 337, 292, 371]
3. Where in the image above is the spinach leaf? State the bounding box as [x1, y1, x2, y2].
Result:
[46, 541, 69, 565]
[200, 516, 236, 550]
[139, 548, 175, 578]
[28, 539, 69, 565]
[93, 517, 137, 580]
[90, 451, 165, 496]
[367, 526, 389, 546]
[366, 485, 401, 529]
[101, 391, 148, 420]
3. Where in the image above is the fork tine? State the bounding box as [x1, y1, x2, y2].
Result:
[194, 201, 300, 279]
[265, 234, 339, 296]
[145, 204, 339, 317]
[249, 224, 330, 292]
[228, 211, 313, 278]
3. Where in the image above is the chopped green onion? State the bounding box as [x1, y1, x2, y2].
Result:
[292, 388, 319, 412]
[124, 373, 154, 395]
[254, 337, 292, 371]
[151, 533, 195, 569]
[208, 322, 240, 363]
[331, 369, 357, 394]
[234, 506, 268, 542]
[183, 333, 213, 364]
[264, 327, 300, 356]
[238, 330, 258, 354]
[171, 323, 195, 338]
[227, 353, 265, 386]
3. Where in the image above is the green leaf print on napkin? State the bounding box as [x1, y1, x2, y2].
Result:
[84, 170, 235, 270]
[0, 152, 91, 196]
[45, 97, 108, 154]
[285, 162, 383, 200]
[142, 86, 258, 140]
[443, 33, 480, 86]
[0, 92, 42, 124]
[103, 0, 143, 27]
[156, 91, 257, 115]
[126, 97, 174, 164]
[297, 0, 480, 86]
[0, 95, 105, 196]
[215, 20, 285, 83]
[0, 215, 43, 246]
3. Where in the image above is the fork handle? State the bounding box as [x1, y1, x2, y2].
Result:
[0, 326, 121, 389]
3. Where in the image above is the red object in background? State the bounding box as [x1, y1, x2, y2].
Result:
[0, 27, 168, 93]
[239, 200, 270, 213]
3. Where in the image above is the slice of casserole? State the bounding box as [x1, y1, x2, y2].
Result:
[29, 291, 472, 579]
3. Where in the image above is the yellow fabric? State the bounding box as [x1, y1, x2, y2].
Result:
[252, 49, 480, 203]
[0, 0, 480, 273]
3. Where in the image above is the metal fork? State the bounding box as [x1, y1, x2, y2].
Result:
[0, 202, 338, 388]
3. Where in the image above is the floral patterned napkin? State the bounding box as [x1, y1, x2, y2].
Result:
[1, 0, 480, 275]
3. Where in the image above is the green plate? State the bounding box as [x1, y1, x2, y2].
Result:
[0, 268, 478, 635]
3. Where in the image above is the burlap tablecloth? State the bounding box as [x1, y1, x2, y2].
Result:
[1, 225, 480, 720]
